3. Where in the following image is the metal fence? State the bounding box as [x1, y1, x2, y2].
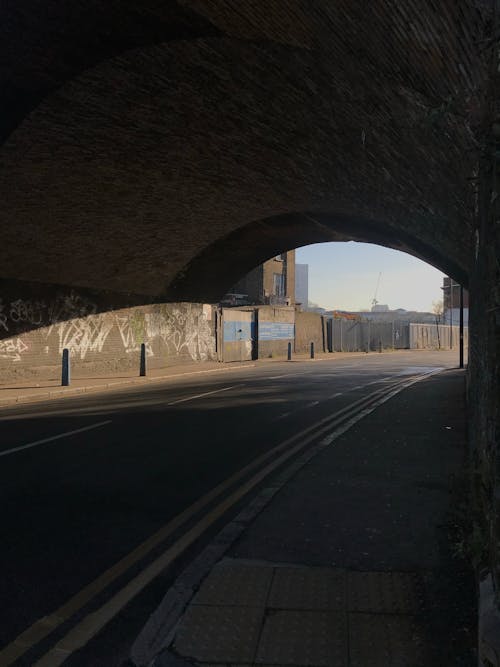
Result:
[327, 319, 409, 352]
[409, 323, 468, 350]
[326, 318, 466, 352]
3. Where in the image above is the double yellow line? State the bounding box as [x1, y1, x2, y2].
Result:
[0, 371, 438, 667]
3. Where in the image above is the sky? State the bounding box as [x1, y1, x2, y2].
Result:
[295, 241, 446, 312]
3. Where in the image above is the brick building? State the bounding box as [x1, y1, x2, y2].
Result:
[224, 250, 295, 306]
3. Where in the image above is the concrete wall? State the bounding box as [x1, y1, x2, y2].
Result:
[0, 301, 216, 381]
[255, 306, 294, 358]
[295, 311, 325, 354]
[221, 308, 254, 362]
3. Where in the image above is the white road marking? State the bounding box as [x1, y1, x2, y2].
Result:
[397, 366, 443, 375]
[305, 401, 319, 408]
[329, 392, 343, 398]
[275, 412, 292, 420]
[38, 377, 414, 667]
[0, 421, 112, 458]
[167, 385, 240, 406]
[9, 368, 442, 667]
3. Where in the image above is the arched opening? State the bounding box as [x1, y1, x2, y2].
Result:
[164, 212, 469, 303]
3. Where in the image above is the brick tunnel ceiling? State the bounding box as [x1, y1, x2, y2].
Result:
[0, 1, 489, 301]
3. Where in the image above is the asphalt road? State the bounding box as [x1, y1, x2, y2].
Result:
[0, 350, 460, 666]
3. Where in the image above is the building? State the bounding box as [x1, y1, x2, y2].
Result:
[295, 263, 309, 309]
[442, 277, 469, 325]
[225, 250, 295, 306]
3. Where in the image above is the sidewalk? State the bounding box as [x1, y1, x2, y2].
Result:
[0, 351, 384, 408]
[134, 370, 476, 667]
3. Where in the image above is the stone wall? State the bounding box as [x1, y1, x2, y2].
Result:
[0, 300, 216, 381]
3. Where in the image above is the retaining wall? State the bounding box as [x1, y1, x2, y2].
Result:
[0, 301, 216, 381]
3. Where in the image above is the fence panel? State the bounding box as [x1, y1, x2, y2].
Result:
[329, 318, 411, 352]
[222, 309, 255, 361]
[409, 323, 468, 349]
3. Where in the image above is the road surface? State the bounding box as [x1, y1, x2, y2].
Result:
[0, 350, 460, 666]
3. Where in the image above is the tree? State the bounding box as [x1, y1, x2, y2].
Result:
[432, 299, 444, 349]
[432, 299, 444, 323]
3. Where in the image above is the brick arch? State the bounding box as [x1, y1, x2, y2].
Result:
[164, 211, 469, 303]
[0, 34, 477, 299]
[0, 1, 221, 143]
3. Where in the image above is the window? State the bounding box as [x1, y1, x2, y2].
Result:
[273, 273, 285, 297]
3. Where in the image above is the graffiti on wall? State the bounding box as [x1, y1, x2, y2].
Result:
[145, 306, 214, 361]
[47, 293, 97, 325]
[0, 301, 7, 332]
[116, 315, 152, 356]
[0, 293, 97, 333]
[8, 299, 45, 326]
[0, 300, 215, 368]
[0, 292, 99, 362]
[0, 337, 29, 362]
[56, 315, 114, 360]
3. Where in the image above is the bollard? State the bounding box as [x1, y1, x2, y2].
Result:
[310, 341, 315, 359]
[61, 348, 70, 386]
[287, 341, 292, 361]
[140, 342, 146, 377]
[378, 339, 382, 353]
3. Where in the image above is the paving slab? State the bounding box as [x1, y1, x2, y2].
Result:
[152, 371, 476, 667]
[173, 605, 263, 663]
[192, 562, 273, 607]
[347, 571, 425, 613]
[348, 613, 431, 667]
[255, 610, 348, 666]
[268, 567, 346, 611]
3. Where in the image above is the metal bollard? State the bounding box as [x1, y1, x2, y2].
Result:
[61, 348, 70, 386]
[140, 343, 146, 377]
[310, 342, 315, 359]
[287, 341, 292, 361]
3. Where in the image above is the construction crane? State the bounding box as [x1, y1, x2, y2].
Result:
[372, 272, 382, 308]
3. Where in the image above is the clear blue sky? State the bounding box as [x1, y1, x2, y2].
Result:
[295, 242, 446, 312]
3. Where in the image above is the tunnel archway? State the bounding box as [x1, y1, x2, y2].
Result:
[1, 5, 499, 661]
[0, 30, 477, 299]
[164, 211, 469, 303]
